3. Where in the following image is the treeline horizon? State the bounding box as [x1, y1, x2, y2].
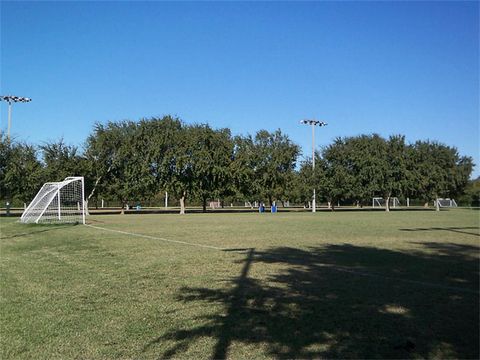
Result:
[1, 116, 478, 212]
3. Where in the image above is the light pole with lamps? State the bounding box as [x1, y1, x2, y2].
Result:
[0, 95, 32, 141]
[300, 119, 328, 213]
[0, 95, 31, 216]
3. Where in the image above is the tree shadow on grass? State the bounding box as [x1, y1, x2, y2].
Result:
[400, 226, 480, 237]
[0, 224, 74, 240]
[148, 243, 479, 359]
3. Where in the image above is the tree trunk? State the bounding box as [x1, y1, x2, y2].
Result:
[85, 199, 90, 216]
[180, 192, 186, 215]
[385, 196, 391, 212]
[435, 198, 440, 211]
[202, 198, 207, 213]
[86, 165, 112, 212]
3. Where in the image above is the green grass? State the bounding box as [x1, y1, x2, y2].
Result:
[1, 209, 479, 359]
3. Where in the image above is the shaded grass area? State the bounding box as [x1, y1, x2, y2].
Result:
[0, 210, 479, 359]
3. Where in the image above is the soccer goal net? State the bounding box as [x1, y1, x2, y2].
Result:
[435, 198, 458, 208]
[372, 197, 400, 208]
[20, 176, 85, 224]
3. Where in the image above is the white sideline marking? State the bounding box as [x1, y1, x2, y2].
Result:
[85, 224, 226, 251]
[86, 224, 478, 295]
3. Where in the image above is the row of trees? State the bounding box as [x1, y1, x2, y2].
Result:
[296, 134, 474, 211]
[0, 116, 477, 213]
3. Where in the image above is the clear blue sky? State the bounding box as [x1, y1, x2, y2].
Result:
[1, 1, 479, 176]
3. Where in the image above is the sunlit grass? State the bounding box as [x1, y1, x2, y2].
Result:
[1, 209, 478, 359]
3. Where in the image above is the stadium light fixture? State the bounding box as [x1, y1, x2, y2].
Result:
[0, 95, 32, 141]
[300, 119, 328, 213]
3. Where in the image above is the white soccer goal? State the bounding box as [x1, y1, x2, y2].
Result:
[20, 176, 85, 224]
[435, 198, 458, 208]
[372, 197, 400, 208]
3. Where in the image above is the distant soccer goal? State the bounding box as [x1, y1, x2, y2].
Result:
[20, 177, 85, 224]
[435, 198, 458, 208]
[372, 197, 400, 208]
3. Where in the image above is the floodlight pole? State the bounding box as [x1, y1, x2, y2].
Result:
[300, 119, 328, 213]
[0, 95, 32, 141]
[312, 124, 316, 212]
[7, 102, 12, 140]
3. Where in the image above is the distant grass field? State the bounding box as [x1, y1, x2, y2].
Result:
[1, 209, 479, 359]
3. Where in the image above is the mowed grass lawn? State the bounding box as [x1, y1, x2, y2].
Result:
[1, 209, 479, 359]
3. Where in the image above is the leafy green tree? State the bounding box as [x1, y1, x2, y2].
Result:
[316, 135, 409, 211]
[187, 124, 235, 212]
[287, 166, 311, 207]
[85, 116, 186, 212]
[236, 130, 299, 206]
[137, 116, 183, 198]
[162, 124, 195, 214]
[459, 177, 480, 207]
[319, 139, 357, 210]
[40, 139, 85, 182]
[450, 155, 474, 198]
[84, 121, 143, 211]
[0, 135, 43, 206]
[410, 141, 473, 210]
[381, 135, 409, 211]
[298, 151, 330, 208]
[231, 135, 259, 204]
[0, 134, 11, 201]
[84, 122, 123, 206]
[159, 123, 236, 214]
[338, 135, 381, 206]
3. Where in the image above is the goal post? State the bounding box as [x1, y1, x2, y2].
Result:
[20, 176, 86, 224]
[372, 197, 385, 208]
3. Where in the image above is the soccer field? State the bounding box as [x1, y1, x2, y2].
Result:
[1, 210, 479, 359]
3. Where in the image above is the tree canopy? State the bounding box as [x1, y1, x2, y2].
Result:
[0, 117, 475, 212]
